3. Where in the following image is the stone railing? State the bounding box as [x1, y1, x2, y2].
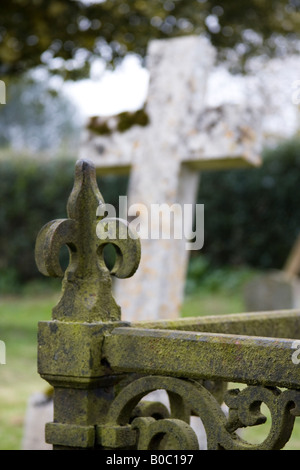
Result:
[35, 159, 300, 450]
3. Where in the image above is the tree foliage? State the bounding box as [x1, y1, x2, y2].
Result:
[1, 0, 300, 78]
[0, 75, 81, 152]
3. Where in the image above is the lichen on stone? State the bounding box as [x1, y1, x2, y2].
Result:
[87, 106, 150, 136]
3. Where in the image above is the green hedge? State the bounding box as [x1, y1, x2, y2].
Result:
[198, 137, 300, 270]
[1, 138, 300, 293]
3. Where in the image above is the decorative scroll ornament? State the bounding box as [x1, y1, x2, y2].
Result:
[98, 376, 300, 450]
[35, 159, 141, 322]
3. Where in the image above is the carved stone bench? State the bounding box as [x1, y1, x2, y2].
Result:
[35, 159, 300, 450]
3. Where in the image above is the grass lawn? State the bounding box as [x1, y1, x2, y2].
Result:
[1, 285, 300, 450]
[0, 293, 59, 450]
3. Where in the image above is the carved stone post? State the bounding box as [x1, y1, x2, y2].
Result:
[35, 159, 141, 449]
[34, 159, 300, 451]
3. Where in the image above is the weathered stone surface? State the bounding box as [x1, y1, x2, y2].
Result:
[81, 35, 262, 323]
[28, 159, 140, 450]
[35, 159, 141, 323]
[33, 159, 300, 451]
[103, 326, 300, 389]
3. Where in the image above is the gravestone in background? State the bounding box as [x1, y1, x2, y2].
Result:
[244, 235, 300, 312]
[81, 35, 262, 324]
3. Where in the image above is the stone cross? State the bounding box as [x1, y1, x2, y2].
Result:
[80, 35, 262, 323]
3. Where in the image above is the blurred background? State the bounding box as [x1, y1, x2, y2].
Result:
[1, 0, 300, 450]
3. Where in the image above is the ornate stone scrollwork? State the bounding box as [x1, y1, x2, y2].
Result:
[97, 375, 300, 450]
[34, 158, 300, 451]
[224, 385, 300, 450]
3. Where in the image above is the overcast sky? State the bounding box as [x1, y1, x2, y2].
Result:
[63, 52, 300, 142]
[64, 55, 149, 117]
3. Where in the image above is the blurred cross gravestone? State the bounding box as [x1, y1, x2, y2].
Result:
[81, 35, 262, 323]
[24, 35, 262, 450]
[244, 235, 300, 312]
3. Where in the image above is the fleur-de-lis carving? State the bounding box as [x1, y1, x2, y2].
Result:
[35, 159, 141, 322]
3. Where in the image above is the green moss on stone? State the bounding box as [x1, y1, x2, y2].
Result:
[87, 117, 112, 136]
[117, 108, 150, 133]
[87, 107, 150, 136]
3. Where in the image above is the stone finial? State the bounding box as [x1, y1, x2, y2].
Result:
[35, 159, 141, 323]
